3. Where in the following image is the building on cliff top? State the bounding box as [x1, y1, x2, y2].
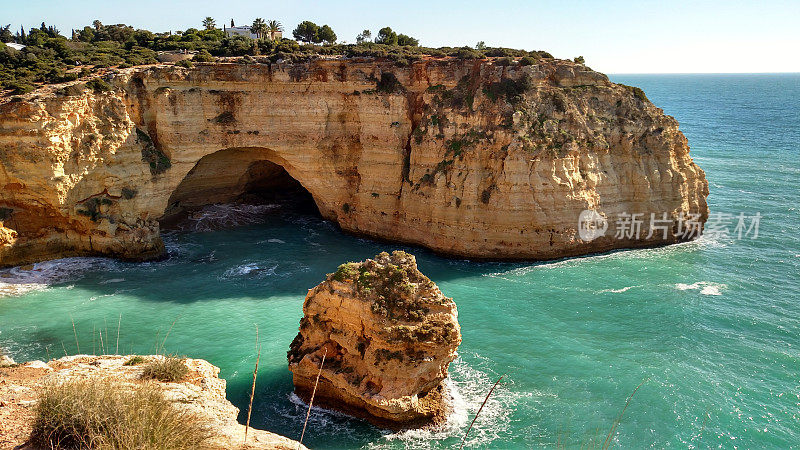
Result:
[224, 25, 282, 41]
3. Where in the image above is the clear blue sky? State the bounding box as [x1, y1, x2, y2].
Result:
[5, 0, 799, 73]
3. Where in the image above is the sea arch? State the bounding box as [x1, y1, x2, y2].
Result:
[159, 147, 326, 227]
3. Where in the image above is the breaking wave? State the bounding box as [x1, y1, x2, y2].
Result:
[374, 356, 522, 448]
[176, 203, 280, 232]
[0, 257, 117, 298]
[675, 281, 727, 296]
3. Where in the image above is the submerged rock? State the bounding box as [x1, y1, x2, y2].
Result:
[288, 250, 461, 429]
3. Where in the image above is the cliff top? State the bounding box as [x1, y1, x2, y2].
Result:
[1, 22, 571, 99]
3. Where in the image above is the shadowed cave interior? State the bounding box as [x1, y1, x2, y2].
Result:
[160, 148, 320, 230]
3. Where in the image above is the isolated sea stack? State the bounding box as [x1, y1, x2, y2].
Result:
[288, 251, 461, 429]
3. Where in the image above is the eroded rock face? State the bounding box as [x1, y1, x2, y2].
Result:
[0, 355, 303, 449]
[288, 250, 461, 429]
[0, 58, 708, 267]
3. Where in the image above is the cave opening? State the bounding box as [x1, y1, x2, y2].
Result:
[160, 148, 320, 231]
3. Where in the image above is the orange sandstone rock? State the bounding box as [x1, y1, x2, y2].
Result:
[0, 58, 708, 267]
[287, 250, 461, 429]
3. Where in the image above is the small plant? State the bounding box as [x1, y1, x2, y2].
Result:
[620, 84, 650, 103]
[495, 56, 515, 66]
[375, 72, 404, 94]
[121, 187, 137, 200]
[175, 59, 193, 68]
[332, 262, 360, 282]
[85, 78, 111, 93]
[192, 49, 214, 62]
[31, 378, 211, 449]
[483, 74, 531, 106]
[123, 355, 147, 366]
[136, 128, 171, 175]
[141, 355, 188, 382]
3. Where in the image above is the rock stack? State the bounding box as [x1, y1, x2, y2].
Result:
[288, 251, 461, 429]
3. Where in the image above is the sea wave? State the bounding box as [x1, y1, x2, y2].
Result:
[487, 235, 724, 279]
[372, 357, 523, 448]
[176, 203, 280, 232]
[222, 262, 277, 278]
[597, 285, 639, 294]
[0, 257, 117, 298]
[675, 281, 727, 296]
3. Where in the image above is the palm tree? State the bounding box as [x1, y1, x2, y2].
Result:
[266, 20, 283, 40]
[250, 18, 267, 40]
[202, 17, 216, 30]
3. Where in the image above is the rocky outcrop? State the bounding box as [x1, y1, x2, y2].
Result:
[0, 355, 304, 449]
[288, 251, 461, 429]
[0, 57, 708, 267]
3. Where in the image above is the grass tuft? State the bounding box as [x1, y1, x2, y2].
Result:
[30, 378, 211, 449]
[141, 355, 188, 382]
[123, 355, 147, 366]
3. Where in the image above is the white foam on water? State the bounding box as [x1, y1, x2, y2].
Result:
[0, 257, 117, 298]
[268, 238, 286, 244]
[675, 281, 726, 296]
[371, 357, 522, 449]
[488, 235, 723, 279]
[597, 285, 638, 294]
[221, 262, 278, 279]
[99, 278, 125, 284]
[178, 203, 280, 232]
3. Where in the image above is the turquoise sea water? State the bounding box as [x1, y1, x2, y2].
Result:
[1, 74, 799, 448]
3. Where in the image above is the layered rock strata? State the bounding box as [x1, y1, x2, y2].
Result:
[288, 251, 461, 429]
[0, 355, 303, 449]
[0, 57, 709, 267]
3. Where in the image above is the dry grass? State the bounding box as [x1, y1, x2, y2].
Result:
[30, 378, 211, 449]
[141, 355, 188, 382]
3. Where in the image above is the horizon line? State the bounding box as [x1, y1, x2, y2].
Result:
[607, 71, 800, 75]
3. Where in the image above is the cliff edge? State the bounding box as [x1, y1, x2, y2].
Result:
[0, 355, 303, 449]
[0, 57, 708, 267]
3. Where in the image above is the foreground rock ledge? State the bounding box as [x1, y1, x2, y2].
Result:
[288, 250, 461, 429]
[0, 355, 303, 449]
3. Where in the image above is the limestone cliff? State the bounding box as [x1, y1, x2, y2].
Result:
[0, 57, 709, 267]
[288, 251, 461, 428]
[0, 355, 303, 449]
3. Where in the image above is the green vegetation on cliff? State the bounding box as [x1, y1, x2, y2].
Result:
[0, 20, 553, 94]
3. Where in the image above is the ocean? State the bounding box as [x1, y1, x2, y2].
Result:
[1, 73, 798, 448]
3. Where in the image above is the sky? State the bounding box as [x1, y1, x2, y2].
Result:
[4, 0, 799, 73]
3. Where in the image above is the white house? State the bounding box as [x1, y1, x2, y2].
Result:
[223, 23, 283, 40]
[5, 42, 26, 51]
[224, 26, 258, 39]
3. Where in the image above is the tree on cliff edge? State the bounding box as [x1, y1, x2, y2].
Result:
[202, 17, 216, 30]
[317, 24, 336, 44]
[356, 29, 371, 44]
[251, 18, 267, 40]
[375, 27, 398, 45]
[293, 21, 319, 43]
[266, 20, 283, 40]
